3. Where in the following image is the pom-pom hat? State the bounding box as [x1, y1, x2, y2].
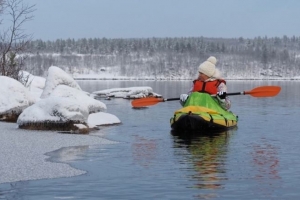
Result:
[198, 56, 217, 77]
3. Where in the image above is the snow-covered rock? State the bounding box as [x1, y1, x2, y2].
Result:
[88, 112, 121, 128]
[17, 96, 89, 126]
[50, 85, 106, 113]
[24, 71, 46, 101]
[16, 67, 120, 133]
[0, 76, 34, 121]
[41, 66, 81, 99]
[93, 86, 162, 99]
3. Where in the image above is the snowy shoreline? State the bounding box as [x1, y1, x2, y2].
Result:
[0, 122, 118, 184]
[73, 77, 300, 81]
[70, 70, 300, 81]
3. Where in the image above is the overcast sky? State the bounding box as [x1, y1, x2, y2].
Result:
[19, 0, 300, 41]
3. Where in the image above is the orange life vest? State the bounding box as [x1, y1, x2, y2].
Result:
[192, 79, 226, 94]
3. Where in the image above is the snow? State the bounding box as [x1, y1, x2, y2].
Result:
[93, 86, 162, 99]
[73, 71, 129, 80]
[16, 66, 110, 128]
[88, 112, 121, 127]
[73, 71, 188, 80]
[0, 66, 157, 184]
[0, 76, 34, 115]
[17, 96, 90, 124]
[0, 121, 117, 184]
[50, 85, 106, 113]
[1, 66, 156, 127]
[71, 68, 300, 81]
[41, 66, 82, 99]
[23, 71, 46, 101]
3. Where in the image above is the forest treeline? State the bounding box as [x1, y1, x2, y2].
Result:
[25, 35, 300, 79]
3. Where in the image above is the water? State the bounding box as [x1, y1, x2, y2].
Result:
[1, 80, 300, 199]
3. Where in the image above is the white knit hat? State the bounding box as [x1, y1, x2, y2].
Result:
[198, 56, 217, 77]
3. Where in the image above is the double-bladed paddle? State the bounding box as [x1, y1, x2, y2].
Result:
[131, 85, 281, 108]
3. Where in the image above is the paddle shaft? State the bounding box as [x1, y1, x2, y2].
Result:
[131, 86, 281, 107]
[227, 92, 245, 96]
[163, 98, 180, 101]
[163, 92, 244, 101]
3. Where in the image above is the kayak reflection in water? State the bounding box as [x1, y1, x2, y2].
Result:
[172, 130, 235, 190]
[180, 56, 231, 111]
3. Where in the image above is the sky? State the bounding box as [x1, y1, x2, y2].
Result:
[8, 0, 300, 41]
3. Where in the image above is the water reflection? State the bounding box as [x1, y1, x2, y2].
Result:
[251, 138, 280, 179]
[171, 130, 235, 192]
[131, 135, 158, 168]
[0, 182, 29, 200]
[250, 137, 281, 195]
[45, 146, 89, 163]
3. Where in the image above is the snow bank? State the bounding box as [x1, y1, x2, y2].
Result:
[0, 76, 34, 116]
[0, 121, 117, 184]
[93, 86, 162, 99]
[17, 97, 90, 125]
[41, 66, 81, 99]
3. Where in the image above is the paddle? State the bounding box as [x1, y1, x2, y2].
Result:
[131, 86, 281, 108]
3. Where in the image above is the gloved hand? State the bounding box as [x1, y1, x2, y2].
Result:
[217, 91, 227, 99]
[180, 94, 189, 102]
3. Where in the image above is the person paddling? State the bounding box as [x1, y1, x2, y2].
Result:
[180, 56, 231, 110]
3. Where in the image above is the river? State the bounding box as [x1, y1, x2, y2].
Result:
[0, 80, 299, 200]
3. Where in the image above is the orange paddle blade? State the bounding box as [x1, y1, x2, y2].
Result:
[245, 86, 281, 97]
[131, 97, 164, 107]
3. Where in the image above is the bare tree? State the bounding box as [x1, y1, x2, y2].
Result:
[0, 0, 35, 84]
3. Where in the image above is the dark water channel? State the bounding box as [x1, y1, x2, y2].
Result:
[1, 80, 300, 199]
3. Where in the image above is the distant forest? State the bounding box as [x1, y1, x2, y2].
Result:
[25, 36, 300, 79]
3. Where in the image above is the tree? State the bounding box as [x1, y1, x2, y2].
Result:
[0, 0, 35, 83]
[261, 44, 268, 68]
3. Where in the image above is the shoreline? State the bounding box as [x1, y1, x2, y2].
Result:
[74, 77, 300, 81]
[0, 122, 117, 184]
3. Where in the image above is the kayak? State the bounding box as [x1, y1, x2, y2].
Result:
[170, 92, 238, 132]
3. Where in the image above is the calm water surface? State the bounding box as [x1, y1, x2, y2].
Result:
[1, 80, 300, 200]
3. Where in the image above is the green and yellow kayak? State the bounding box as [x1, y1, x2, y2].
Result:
[170, 92, 238, 132]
